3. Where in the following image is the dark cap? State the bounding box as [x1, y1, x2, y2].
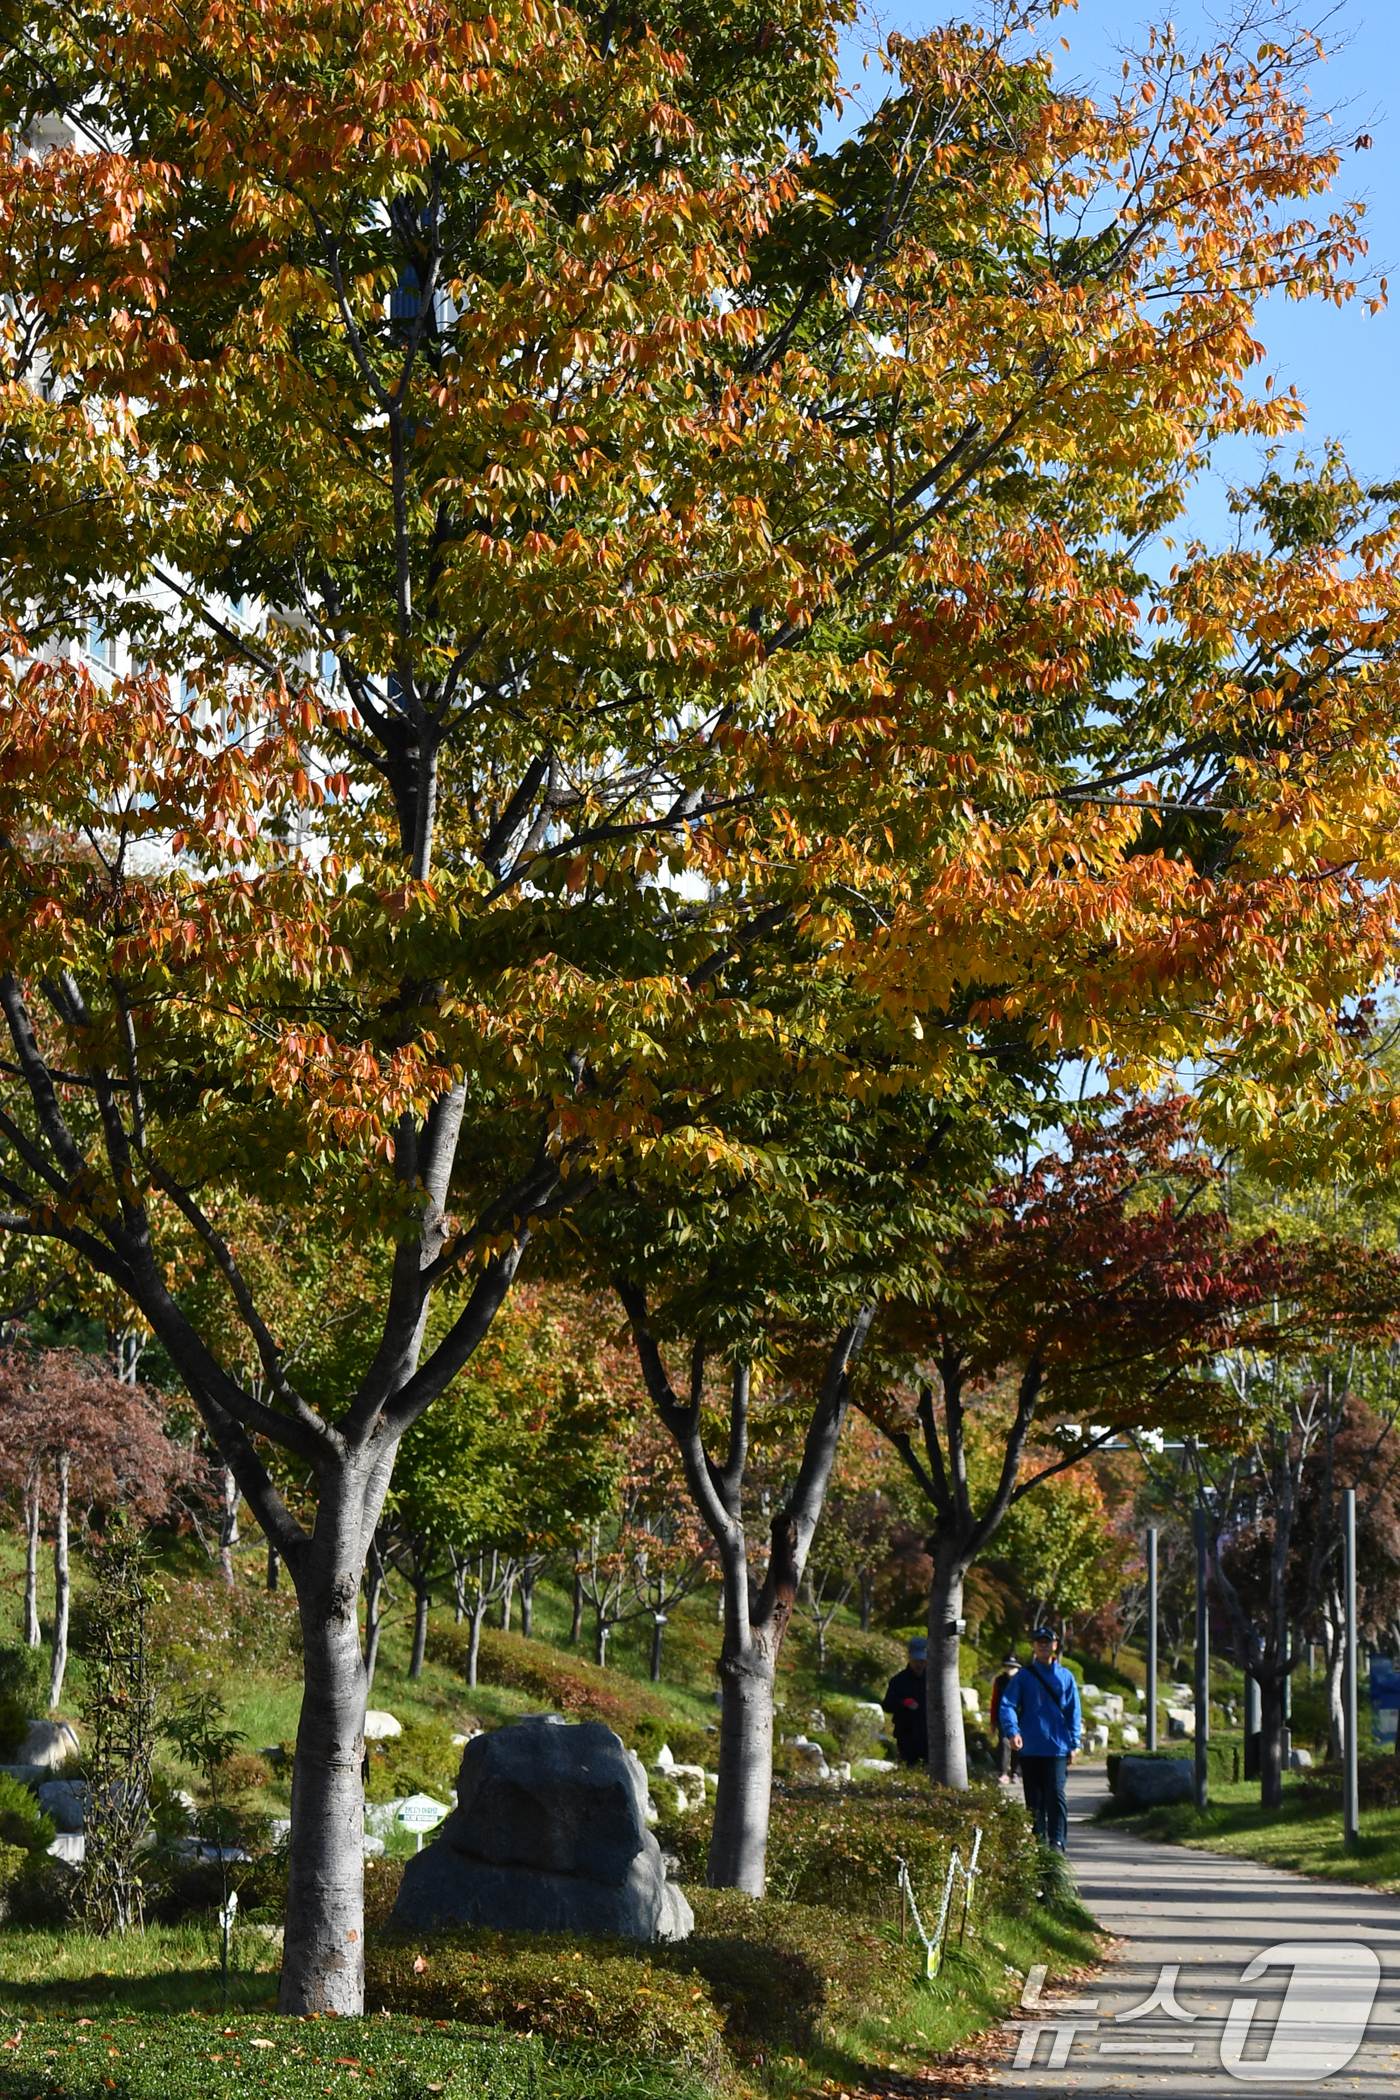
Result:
[1030, 1625, 1057, 1642]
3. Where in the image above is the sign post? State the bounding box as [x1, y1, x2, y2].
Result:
[397, 1794, 451, 1853]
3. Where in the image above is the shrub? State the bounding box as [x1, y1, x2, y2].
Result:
[423, 1628, 670, 1739]
[367, 1929, 724, 2075]
[0, 1844, 77, 1926]
[0, 1773, 55, 1852]
[0, 1646, 48, 1758]
[786, 1623, 902, 1698]
[366, 1723, 460, 1805]
[669, 1891, 909, 2060]
[1106, 1743, 1240, 1793]
[661, 1779, 1036, 1924]
[0, 2016, 540, 2100]
[661, 1726, 712, 1769]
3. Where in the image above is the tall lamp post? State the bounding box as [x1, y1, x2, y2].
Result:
[1145, 1527, 1158, 1754]
[1194, 1508, 1209, 1813]
[1344, 1487, 1359, 1851]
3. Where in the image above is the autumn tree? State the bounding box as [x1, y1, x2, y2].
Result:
[858, 1096, 1288, 1786]
[5, 0, 1400, 2002]
[994, 1463, 1133, 1642]
[0, 1347, 192, 1703]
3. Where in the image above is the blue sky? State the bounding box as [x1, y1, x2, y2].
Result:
[840, 1, 1400, 545]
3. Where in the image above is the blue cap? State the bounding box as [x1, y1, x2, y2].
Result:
[908, 1636, 928, 1658]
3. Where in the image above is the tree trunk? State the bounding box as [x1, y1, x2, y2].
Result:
[279, 1554, 368, 2016]
[1259, 1670, 1286, 1811]
[362, 1537, 385, 1695]
[570, 1562, 584, 1645]
[467, 1601, 486, 1687]
[24, 1458, 41, 1649]
[1322, 1611, 1345, 1762]
[409, 1585, 429, 1681]
[595, 1616, 610, 1668]
[48, 1450, 69, 1709]
[708, 1618, 778, 1894]
[219, 1464, 239, 1587]
[650, 1614, 665, 1682]
[267, 1539, 279, 1593]
[500, 1566, 515, 1633]
[926, 1545, 969, 1787]
[859, 1567, 873, 1634]
[519, 1566, 535, 1638]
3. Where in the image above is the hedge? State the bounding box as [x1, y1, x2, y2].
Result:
[1106, 1742, 1241, 1794]
[367, 1893, 913, 2072]
[660, 1778, 1038, 1923]
[367, 1930, 723, 2075]
[670, 1890, 908, 2061]
[423, 1629, 670, 1741]
[0, 2017, 539, 2100]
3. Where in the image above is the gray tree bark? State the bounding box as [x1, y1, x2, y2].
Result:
[24, 1457, 41, 1649]
[362, 1533, 387, 1697]
[409, 1584, 429, 1680]
[219, 1464, 239, 1587]
[925, 1544, 970, 1789]
[48, 1449, 69, 1710]
[284, 1529, 372, 2016]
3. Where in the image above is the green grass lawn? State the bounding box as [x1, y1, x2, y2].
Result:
[1097, 1772, 1400, 1892]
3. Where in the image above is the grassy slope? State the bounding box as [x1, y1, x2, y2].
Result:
[1098, 1773, 1400, 1892]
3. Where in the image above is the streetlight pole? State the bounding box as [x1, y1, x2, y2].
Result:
[1194, 1508, 1209, 1813]
[1344, 1487, 1359, 1851]
[1146, 1527, 1158, 1754]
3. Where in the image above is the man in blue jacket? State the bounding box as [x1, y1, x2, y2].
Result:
[997, 1624, 1081, 1852]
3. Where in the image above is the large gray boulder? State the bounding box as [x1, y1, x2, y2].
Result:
[18, 1720, 78, 1770]
[36, 1779, 85, 1833]
[392, 1716, 693, 1942]
[1116, 1755, 1194, 1809]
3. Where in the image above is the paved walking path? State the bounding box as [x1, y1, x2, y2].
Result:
[989, 1768, 1400, 2096]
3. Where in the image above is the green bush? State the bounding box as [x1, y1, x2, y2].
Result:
[366, 1892, 911, 2074]
[787, 1622, 902, 1698]
[659, 1779, 1037, 1923]
[0, 1844, 79, 1927]
[423, 1628, 670, 1739]
[0, 1775, 55, 1853]
[1106, 1743, 1240, 1793]
[0, 2016, 540, 2100]
[367, 1929, 724, 2075]
[661, 1726, 713, 1769]
[670, 1890, 910, 2061]
[366, 1722, 460, 1804]
[0, 1648, 47, 1760]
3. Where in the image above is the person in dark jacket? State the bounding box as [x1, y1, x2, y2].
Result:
[997, 1624, 1081, 1850]
[882, 1636, 929, 1765]
[990, 1653, 1021, 1784]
